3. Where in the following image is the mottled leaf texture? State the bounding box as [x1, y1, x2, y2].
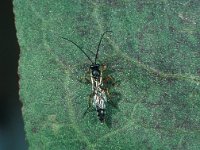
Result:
[14, 0, 200, 150]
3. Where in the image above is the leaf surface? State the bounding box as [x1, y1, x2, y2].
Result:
[14, 0, 200, 149]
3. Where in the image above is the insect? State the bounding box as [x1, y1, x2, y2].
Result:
[61, 31, 113, 123]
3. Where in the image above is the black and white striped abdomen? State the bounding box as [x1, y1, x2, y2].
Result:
[93, 88, 107, 123]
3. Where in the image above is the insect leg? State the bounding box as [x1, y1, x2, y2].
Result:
[103, 75, 116, 86]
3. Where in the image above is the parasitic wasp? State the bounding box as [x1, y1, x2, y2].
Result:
[61, 31, 115, 123]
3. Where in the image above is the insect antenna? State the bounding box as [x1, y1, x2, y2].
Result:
[95, 31, 112, 64]
[61, 37, 94, 64]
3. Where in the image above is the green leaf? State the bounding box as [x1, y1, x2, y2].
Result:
[14, 0, 200, 149]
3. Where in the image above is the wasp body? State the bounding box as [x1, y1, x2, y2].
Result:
[90, 64, 107, 123]
[61, 31, 112, 123]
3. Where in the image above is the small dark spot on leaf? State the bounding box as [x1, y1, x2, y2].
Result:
[78, 141, 87, 150]
[135, 1, 144, 12]
[76, 25, 90, 37]
[141, 117, 147, 124]
[135, 32, 144, 40]
[155, 122, 161, 129]
[76, 15, 85, 22]
[146, 11, 155, 21]
[181, 118, 192, 130]
[32, 127, 37, 133]
[112, 118, 119, 126]
[139, 46, 145, 53]
[169, 26, 176, 33]
[163, 92, 168, 98]
[166, 77, 176, 85]
[123, 98, 132, 103]
[126, 38, 134, 51]
[163, 105, 171, 114]
[136, 54, 141, 62]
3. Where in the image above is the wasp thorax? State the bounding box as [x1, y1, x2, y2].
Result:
[90, 64, 101, 79]
[92, 70, 100, 77]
